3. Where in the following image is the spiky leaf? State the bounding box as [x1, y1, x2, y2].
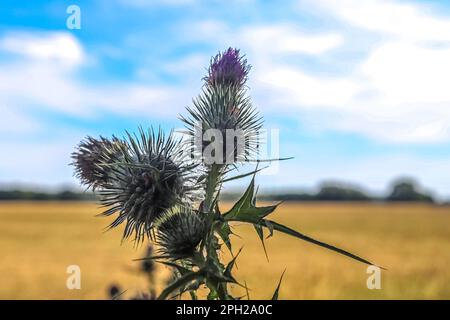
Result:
[157, 270, 205, 300]
[216, 221, 233, 253]
[271, 269, 286, 300]
[224, 247, 243, 279]
[228, 214, 379, 267]
[254, 224, 269, 261]
[223, 177, 278, 221]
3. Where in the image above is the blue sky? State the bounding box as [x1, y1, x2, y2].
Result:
[1, 0, 450, 199]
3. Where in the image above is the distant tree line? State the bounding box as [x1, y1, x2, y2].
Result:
[0, 190, 96, 201]
[224, 178, 436, 203]
[0, 178, 437, 203]
[385, 181, 434, 202]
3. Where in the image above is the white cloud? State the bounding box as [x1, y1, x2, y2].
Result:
[87, 84, 189, 117]
[0, 32, 85, 67]
[361, 42, 450, 105]
[0, 30, 198, 187]
[240, 25, 343, 55]
[177, 0, 450, 143]
[234, 0, 450, 143]
[0, 31, 189, 124]
[310, 0, 450, 42]
[258, 67, 358, 107]
[162, 53, 208, 78]
[182, 20, 343, 56]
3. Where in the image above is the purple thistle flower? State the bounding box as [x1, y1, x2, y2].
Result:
[205, 48, 251, 88]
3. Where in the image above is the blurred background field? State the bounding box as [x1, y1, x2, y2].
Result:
[0, 201, 449, 300]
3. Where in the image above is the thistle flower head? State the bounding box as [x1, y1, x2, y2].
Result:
[205, 47, 251, 88]
[78, 128, 199, 244]
[181, 85, 262, 165]
[181, 48, 262, 165]
[71, 136, 125, 190]
[155, 206, 207, 260]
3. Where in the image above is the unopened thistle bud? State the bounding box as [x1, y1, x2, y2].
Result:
[155, 206, 207, 260]
[71, 136, 125, 190]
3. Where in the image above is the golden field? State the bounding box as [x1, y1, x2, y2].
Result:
[0, 201, 449, 299]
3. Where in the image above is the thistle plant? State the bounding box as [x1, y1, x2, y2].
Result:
[72, 48, 378, 300]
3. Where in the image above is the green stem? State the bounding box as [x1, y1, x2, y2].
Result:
[217, 282, 229, 300]
[189, 291, 198, 300]
[202, 163, 234, 300]
[204, 164, 222, 212]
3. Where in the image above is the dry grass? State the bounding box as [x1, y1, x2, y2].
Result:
[0, 201, 449, 299]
